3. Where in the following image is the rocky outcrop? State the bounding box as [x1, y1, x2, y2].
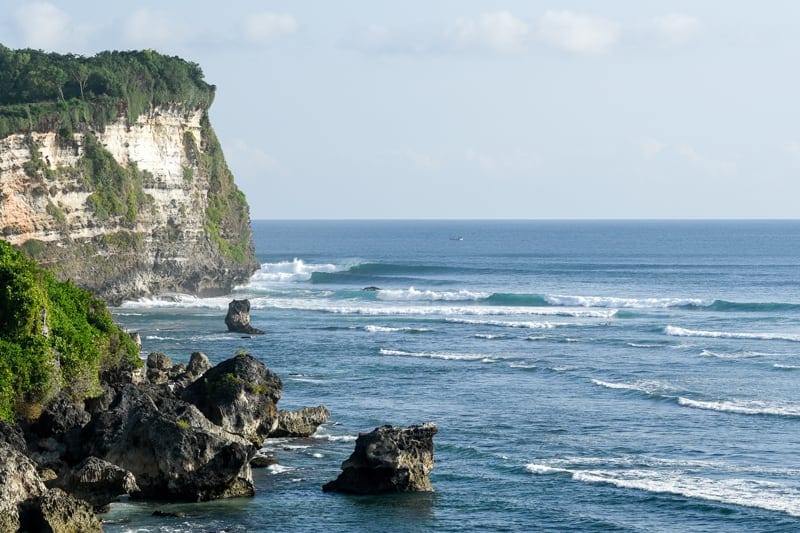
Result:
[225, 299, 265, 334]
[323, 422, 437, 494]
[61, 457, 139, 512]
[0, 435, 101, 532]
[182, 353, 281, 445]
[0, 105, 259, 304]
[82, 382, 257, 501]
[269, 405, 330, 438]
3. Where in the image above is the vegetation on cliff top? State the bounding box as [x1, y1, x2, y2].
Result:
[0, 240, 141, 421]
[0, 45, 215, 137]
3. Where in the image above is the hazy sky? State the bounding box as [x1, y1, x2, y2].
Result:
[2, 1, 799, 219]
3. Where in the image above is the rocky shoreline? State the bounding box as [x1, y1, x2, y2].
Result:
[0, 347, 330, 531]
[0, 299, 438, 531]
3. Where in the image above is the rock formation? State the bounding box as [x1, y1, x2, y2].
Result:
[269, 405, 330, 438]
[182, 353, 281, 444]
[0, 103, 259, 304]
[323, 422, 438, 494]
[225, 299, 265, 334]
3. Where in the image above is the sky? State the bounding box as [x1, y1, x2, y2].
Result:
[1, 1, 800, 219]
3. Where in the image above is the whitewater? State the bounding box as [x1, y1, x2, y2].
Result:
[105, 220, 800, 532]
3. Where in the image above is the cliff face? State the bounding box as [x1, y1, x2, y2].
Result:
[0, 105, 259, 304]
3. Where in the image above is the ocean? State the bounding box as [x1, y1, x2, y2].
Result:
[104, 220, 800, 532]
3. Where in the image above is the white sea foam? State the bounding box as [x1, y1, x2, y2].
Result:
[246, 258, 344, 284]
[447, 318, 560, 329]
[267, 464, 294, 475]
[474, 334, 508, 340]
[547, 295, 705, 309]
[376, 287, 491, 302]
[666, 326, 800, 342]
[699, 349, 764, 360]
[379, 348, 497, 363]
[677, 397, 800, 417]
[120, 293, 229, 309]
[526, 460, 800, 516]
[363, 325, 432, 333]
[774, 364, 800, 370]
[591, 379, 673, 395]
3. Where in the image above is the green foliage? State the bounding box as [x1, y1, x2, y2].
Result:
[199, 114, 253, 264]
[176, 419, 190, 430]
[82, 133, 153, 225]
[0, 44, 215, 137]
[0, 240, 140, 421]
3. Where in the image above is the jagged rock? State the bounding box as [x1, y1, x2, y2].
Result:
[62, 456, 139, 512]
[82, 383, 256, 501]
[0, 441, 46, 531]
[182, 353, 282, 445]
[153, 509, 187, 518]
[322, 422, 437, 495]
[186, 351, 212, 379]
[249, 454, 277, 468]
[269, 405, 330, 438]
[146, 352, 174, 384]
[31, 394, 91, 439]
[20, 488, 102, 533]
[225, 299, 265, 334]
[0, 420, 28, 454]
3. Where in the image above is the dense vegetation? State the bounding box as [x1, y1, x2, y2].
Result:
[0, 240, 140, 421]
[0, 45, 215, 137]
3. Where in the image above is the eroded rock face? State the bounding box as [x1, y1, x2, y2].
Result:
[269, 405, 330, 438]
[323, 422, 438, 494]
[62, 456, 139, 512]
[21, 488, 102, 533]
[82, 383, 256, 501]
[225, 299, 265, 334]
[182, 353, 282, 445]
[0, 441, 46, 531]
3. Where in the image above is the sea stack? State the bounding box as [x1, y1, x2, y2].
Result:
[323, 422, 437, 494]
[225, 299, 265, 335]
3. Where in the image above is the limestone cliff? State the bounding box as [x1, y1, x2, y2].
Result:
[0, 104, 259, 304]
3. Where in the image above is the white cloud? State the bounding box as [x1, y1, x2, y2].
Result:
[676, 143, 737, 177]
[14, 2, 72, 50]
[124, 8, 184, 49]
[639, 138, 666, 159]
[448, 11, 530, 53]
[537, 10, 620, 55]
[466, 148, 541, 176]
[242, 12, 298, 43]
[653, 13, 701, 46]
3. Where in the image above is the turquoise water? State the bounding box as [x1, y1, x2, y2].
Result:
[105, 220, 800, 531]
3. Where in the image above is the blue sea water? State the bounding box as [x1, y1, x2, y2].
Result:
[104, 220, 800, 532]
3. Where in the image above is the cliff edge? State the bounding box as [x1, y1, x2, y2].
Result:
[0, 46, 259, 304]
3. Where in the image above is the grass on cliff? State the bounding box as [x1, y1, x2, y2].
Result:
[0, 240, 141, 421]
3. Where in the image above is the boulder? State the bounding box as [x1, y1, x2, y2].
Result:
[0, 441, 47, 531]
[61, 456, 139, 512]
[186, 351, 212, 379]
[20, 488, 102, 533]
[269, 405, 330, 438]
[323, 422, 437, 494]
[182, 353, 282, 445]
[225, 299, 264, 334]
[146, 352, 174, 384]
[82, 383, 256, 501]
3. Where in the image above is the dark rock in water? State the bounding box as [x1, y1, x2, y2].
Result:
[322, 422, 437, 494]
[61, 456, 139, 512]
[182, 353, 282, 445]
[21, 488, 102, 533]
[249, 454, 276, 468]
[225, 299, 265, 334]
[152, 509, 187, 518]
[269, 405, 330, 438]
[82, 383, 256, 501]
[362, 286, 381, 291]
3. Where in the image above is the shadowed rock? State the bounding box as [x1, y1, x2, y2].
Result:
[323, 422, 437, 494]
[269, 405, 330, 438]
[62, 456, 139, 512]
[225, 299, 264, 334]
[182, 353, 282, 445]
